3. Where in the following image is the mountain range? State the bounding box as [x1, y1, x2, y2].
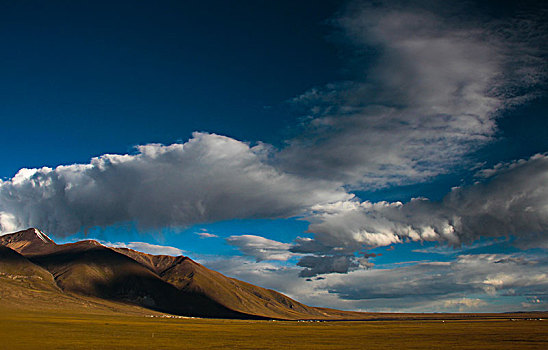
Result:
[0, 228, 365, 320]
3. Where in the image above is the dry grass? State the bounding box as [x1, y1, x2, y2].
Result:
[1, 309, 547, 349]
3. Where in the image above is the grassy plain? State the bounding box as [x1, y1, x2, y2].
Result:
[1, 308, 547, 350]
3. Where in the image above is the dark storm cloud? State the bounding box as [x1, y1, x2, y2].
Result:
[297, 254, 373, 278]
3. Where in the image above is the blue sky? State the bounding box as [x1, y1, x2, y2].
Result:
[1, 0, 547, 312]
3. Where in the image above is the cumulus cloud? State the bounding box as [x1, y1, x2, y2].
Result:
[0, 132, 350, 235]
[279, 0, 547, 189]
[226, 235, 296, 262]
[293, 154, 548, 275]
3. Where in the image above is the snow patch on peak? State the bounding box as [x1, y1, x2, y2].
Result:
[33, 228, 53, 243]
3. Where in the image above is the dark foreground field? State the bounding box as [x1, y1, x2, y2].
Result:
[1, 309, 546, 349]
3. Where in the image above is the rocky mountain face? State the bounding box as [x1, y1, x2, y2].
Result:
[0, 228, 349, 320]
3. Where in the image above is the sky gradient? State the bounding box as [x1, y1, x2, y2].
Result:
[1, 0, 547, 312]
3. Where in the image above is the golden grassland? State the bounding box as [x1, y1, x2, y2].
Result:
[1, 308, 547, 350]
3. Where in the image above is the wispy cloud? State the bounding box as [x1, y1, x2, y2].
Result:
[102, 241, 185, 256]
[412, 240, 506, 255]
[280, 0, 547, 189]
[195, 230, 218, 239]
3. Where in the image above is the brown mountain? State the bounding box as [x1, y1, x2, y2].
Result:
[0, 228, 56, 255]
[0, 228, 361, 320]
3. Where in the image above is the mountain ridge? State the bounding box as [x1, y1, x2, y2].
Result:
[0, 228, 362, 320]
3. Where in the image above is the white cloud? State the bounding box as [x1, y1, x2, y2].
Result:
[196, 230, 218, 239]
[279, 1, 547, 189]
[295, 154, 548, 272]
[103, 241, 184, 256]
[226, 234, 296, 262]
[0, 132, 350, 235]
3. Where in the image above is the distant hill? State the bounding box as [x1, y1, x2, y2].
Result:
[0, 228, 363, 320]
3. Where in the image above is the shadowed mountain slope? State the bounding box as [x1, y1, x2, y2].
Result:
[0, 243, 173, 316]
[0, 228, 348, 320]
[113, 247, 328, 319]
[0, 244, 57, 289]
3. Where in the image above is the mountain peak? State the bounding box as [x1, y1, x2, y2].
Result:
[0, 228, 56, 255]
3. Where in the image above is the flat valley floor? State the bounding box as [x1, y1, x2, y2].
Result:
[1, 310, 547, 349]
